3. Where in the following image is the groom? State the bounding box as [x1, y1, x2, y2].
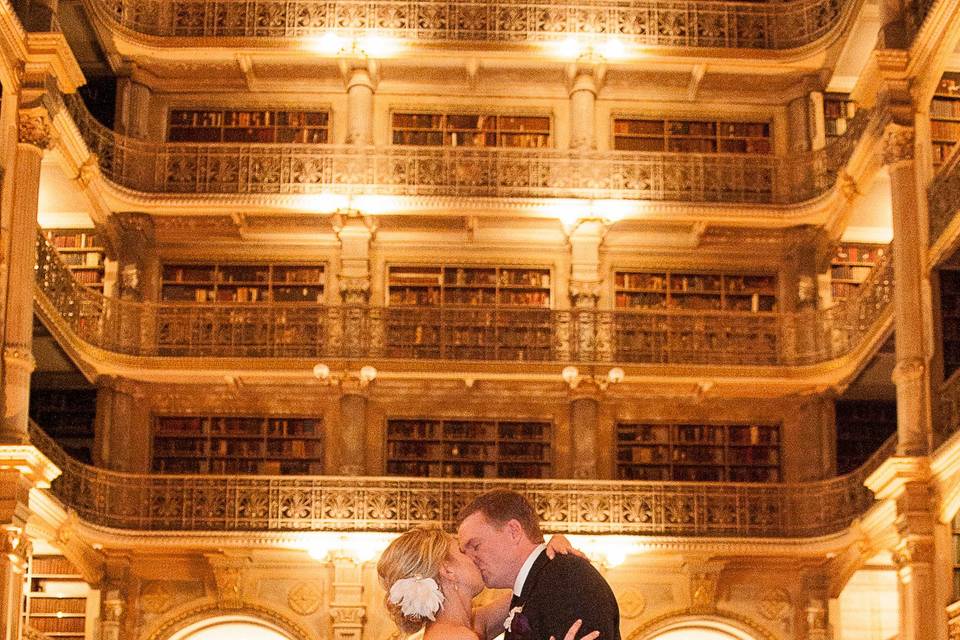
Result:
[457, 489, 621, 640]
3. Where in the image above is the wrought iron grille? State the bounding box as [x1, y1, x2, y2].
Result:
[36, 231, 894, 365]
[60, 93, 873, 206]
[929, 147, 960, 249]
[27, 420, 893, 536]
[87, 0, 848, 50]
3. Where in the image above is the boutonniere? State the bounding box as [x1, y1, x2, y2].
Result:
[504, 606, 531, 635]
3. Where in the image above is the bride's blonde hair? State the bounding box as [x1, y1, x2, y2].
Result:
[377, 525, 453, 634]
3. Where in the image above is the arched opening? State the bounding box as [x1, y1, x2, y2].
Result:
[166, 614, 298, 640]
[640, 618, 759, 640]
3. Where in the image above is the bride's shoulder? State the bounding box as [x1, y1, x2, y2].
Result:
[425, 622, 479, 640]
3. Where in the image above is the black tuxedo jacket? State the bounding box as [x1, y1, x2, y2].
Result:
[505, 550, 620, 640]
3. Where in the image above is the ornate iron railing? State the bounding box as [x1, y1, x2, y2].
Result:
[27, 420, 894, 536]
[35, 232, 894, 365]
[929, 143, 960, 249]
[86, 0, 849, 50]
[61, 93, 873, 205]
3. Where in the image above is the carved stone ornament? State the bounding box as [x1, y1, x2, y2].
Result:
[18, 108, 53, 149]
[330, 605, 365, 625]
[210, 563, 246, 607]
[569, 280, 602, 308]
[3, 346, 36, 372]
[288, 581, 323, 615]
[891, 358, 925, 384]
[882, 124, 915, 166]
[140, 581, 175, 614]
[757, 588, 793, 631]
[619, 589, 647, 619]
[893, 536, 935, 568]
[2, 526, 30, 571]
[690, 571, 720, 612]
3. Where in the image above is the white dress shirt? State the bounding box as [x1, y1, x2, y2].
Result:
[513, 543, 548, 597]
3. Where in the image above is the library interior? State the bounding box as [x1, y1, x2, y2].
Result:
[1, 0, 960, 639]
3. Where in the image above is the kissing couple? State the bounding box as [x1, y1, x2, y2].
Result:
[377, 489, 621, 640]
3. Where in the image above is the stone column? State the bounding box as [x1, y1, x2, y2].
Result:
[94, 377, 148, 471]
[568, 389, 598, 478]
[330, 557, 365, 640]
[99, 553, 130, 640]
[1, 105, 53, 443]
[338, 381, 368, 476]
[335, 214, 375, 357]
[883, 120, 934, 456]
[808, 91, 826, 151]
[568, 220, 604, 359]
[115, 74, 152, 139]
[566, 63, 602, 150]
[341, 60, 377, 145]
[111, 213, 159, 354]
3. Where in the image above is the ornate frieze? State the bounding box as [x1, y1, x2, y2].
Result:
[882, 124, 915, 167]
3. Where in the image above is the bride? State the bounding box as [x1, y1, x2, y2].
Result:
[377, 525, 599, 640]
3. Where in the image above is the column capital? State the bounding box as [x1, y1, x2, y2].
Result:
[569, 280, 601, 308]
[3, 344, 36, 374]
[17, 105, 54, 150]
[881, 122, 915, 167]
[338, 57, 379, 91]
[891, 357, 925, 384]
[565, 60, 605, 95]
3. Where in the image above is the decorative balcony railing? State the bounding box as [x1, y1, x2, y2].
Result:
[61, 93, 873, 206]
[940, 372, 960, 443]
[27, 420, 895, 536]
[35, 232, 894, 365]
[929, 144, 960, 249]
[87, 0, 849, 50]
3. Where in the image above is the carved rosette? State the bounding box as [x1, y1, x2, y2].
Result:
[881, 124, 915, 167]
[757, 588, 793, 632]
[288, 581, 323, 615]
[18, 108, 53, 150]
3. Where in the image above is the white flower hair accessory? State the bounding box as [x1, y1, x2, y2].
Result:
[388, 576, 445, 621]
[504, 606, 523, 632]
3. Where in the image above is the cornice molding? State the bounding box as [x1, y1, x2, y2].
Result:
[23, 32, 85, 93]
[864, 456, 933, 500]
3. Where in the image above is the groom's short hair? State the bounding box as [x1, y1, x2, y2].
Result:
[458, 489, 544, 543]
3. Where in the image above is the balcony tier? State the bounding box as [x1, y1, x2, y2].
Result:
[35, 231, 893, 367]
[88, 0, 851, 51]
[27, 420, 893, 537]
[60, 93, 872, 207]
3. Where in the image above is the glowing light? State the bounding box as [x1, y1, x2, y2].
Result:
[561, 366, 580, 384]
[352, 194, 402, 215]
[303, 532, 396, 564]
[606, 367, 625, 384]
[312, 363, 330, 381]
[357, 34, 400, 58]
[296, 193, 350, 214]
[306, 32, 347, 55]
[547, 36, 584, 59]
[598, 37, 627, 60]
[568, 535, 644, 568]
[591, 199, 634, 223]
[359, 365, 378, 383]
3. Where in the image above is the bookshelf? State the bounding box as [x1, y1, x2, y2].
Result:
[386, 418, 551, 479]
[931, 73, 960, 170]
[152, 416, 324, 474]
[43, 229, 105, 291]
[824, 93, 857, 141]
[386, 265, 552, 360]
[29, 388, 97, 464]
[954, 512, 960, 599]
[613, 270, 777, 312]
[612, 118, 771, 154]
[829, 243, 886, 303]
[24, 555, 89, 640]
[168, 108, 330, 143]
[392, 113, 551, 148]
[161, 263, 325, 303]
[834, 400, 896, 475]
[616, 422, 781, 482]
[941, 269, 960, 380]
